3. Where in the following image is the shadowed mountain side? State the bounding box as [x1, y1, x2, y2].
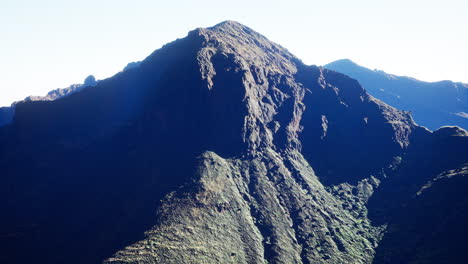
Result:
[295, 67, 415, 185]
[368, 126, 468, 263]
[373, 164, 468, 264]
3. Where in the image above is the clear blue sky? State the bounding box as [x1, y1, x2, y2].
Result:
[1, 0, 467, 106]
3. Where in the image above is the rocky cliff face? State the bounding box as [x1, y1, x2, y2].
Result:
[0, 21, 467, 264]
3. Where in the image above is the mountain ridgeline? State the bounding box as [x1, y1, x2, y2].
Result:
[0, 75, 97, 126]
[324, 59, 468, 131]
[0, 21, 467, 264]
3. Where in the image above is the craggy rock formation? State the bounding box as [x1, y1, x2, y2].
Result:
[0, 21, 467, 264]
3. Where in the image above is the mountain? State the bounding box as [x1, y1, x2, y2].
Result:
[123, 61, 142, 71]
[324, 59, 468, 130]
[24, 75, 97, 102]
[0, 75, 97, 127]
[0, 21, 467, 264]
[0, 106, 14, 127]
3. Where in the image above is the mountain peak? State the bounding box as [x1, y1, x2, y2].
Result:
[196, 20, 272, 45]
[209, 20, 246, 30]
[190, 20, 253, 38]
[177, 20, 299, 92]
[325, 58, 361, 68]
[333, 58, 357, 64]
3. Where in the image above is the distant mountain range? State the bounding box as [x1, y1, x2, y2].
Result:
[324, 59, 468, 130]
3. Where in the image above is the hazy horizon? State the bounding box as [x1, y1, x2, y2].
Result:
[1, 0, 467, 107]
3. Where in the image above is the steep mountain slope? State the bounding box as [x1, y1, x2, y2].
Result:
[324, 59, 468, 130]
[0, 21, 467, 264]
[368, 126, 468, 263]
[0, 75, 97, 127]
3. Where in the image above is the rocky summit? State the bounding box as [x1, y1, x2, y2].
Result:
[0, 21, 467, 264]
